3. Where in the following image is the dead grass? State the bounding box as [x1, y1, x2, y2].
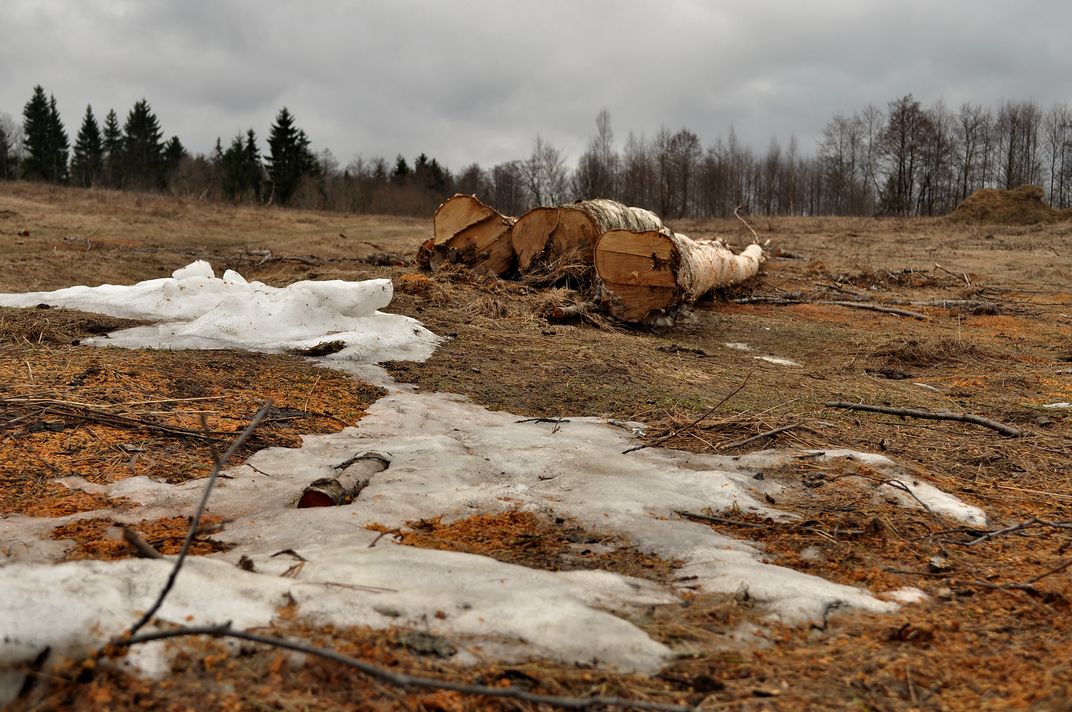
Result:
[948, 184, 1072, 225]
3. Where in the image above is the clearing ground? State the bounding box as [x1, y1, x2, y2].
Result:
[1, 182, 1071, 710]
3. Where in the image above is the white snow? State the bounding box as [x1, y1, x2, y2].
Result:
[753, 355, 802, 367]
[1042, 402, 1072, 409]
[0, 261, 440, 363]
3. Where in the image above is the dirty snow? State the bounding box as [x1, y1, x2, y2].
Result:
[753, 355, 802, 367]
[0, 261, 439, 363]
[0, 266, 987, 702]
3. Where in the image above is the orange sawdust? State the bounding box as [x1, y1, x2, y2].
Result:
[18, 484, 129, 517]
[370, 510, 678, 582]
[50, 514, 230, 560]
[396, 272, 435, 296]
[1, 307, 384, 517]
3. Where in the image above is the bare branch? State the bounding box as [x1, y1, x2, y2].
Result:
[824, 401, 1022, 437]
[124, 402, 272, 638]
[117, 624, 694, 712]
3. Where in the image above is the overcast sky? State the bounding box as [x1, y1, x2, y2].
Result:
[3, 1, 1070, 172]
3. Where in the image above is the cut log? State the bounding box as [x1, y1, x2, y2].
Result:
[512, 199, 664, 273]
[434, 194, 497, 242]
[425, 194, 517, 276]
[297, 452, 390, 508]
[594, 230, 766, 323]
[510, 207, 560, 272]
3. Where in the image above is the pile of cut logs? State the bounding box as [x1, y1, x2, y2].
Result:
[418, 194, 766, 326]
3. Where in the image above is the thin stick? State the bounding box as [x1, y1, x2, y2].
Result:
[676, 510, 767, 529]
[734, 204, 759, 241]
[116, 624, 692, 712]
[824, 400, 1022, 437]
[723, 423, 800, 450]
[623, 371, 754, 454]
[825, 301, 929, 320]
[125, 402, 272, 638]
[122, 527, 164, 560]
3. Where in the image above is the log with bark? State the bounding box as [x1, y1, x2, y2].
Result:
[594, 230, 766, 324]
[511, 199, 664, 273]
[297, 452, 390, 508]
[418, 194, 517, 276]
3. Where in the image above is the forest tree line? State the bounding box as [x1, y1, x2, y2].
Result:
[2, 86, 1071, 218]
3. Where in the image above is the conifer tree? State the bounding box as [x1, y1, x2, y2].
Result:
[21, 86, 55, 181]
[47, 96, 69, 182]
[122, 99, 164, 190]
[71, 105, 104, 187]
[221, 129, 263, 201]
[265, 107, 317, 205]
[163, 135, 187, 177]
[102, 109, 123, 187]
[392, 155, 412, 183]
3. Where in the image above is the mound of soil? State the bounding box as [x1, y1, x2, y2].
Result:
[948, 184, 1071, 224]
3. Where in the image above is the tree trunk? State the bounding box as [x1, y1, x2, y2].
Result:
[511, 199, 664, 272]
[594, 230, 766, 324]
[422, 194, 517, 276]
[297, 452, 390, 508]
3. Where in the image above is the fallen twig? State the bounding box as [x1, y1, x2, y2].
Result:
[676, 510, 767, 529]
[825, 301, 929, 320]
[730, 297, 928, 319]
[824, 400, 1022, 437]
[114, 623, 693, 712]
[123, 402, 272, 638]
[723, 423, 800, 450]
[121, 527, 163, 560]
[623, 371, 754, 454]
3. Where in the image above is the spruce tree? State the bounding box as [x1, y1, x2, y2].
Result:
[392, 155, 411, 183]
[71, 105, 104, 187]
[21, 86, 52, 181]
[220, 130, 262, 201]
[122, 99, 164, 190]
[163, 135, 187, 177]
[47, 96, 69, 182]
[265, 107, 317, 205]
[102, 109, 123, 187]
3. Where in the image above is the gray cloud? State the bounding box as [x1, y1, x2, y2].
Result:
[3, 0, 1071, 171]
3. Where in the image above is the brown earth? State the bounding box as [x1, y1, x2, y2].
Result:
[3, 181, 1072, 710]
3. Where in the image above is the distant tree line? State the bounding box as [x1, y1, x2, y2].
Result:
[4, 86, 1072, 217]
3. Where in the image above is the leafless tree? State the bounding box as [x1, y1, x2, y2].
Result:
[1043, 102, 1071, 207]
[490, 160, 525, 216]
[573, 108, 620, 200]
[995, 100, 1043, 189]
[519, 135, 569, 207]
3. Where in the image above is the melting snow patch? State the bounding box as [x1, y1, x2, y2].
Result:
[724, 342, 752, 351]
[0, 261, 440, 363]
[0, 390, 991, 700]
[1043, 402, 1071, 409]
[753, 355, 802, 367]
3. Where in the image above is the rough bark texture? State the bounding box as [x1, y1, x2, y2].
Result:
[512, 200, 664, 272]
[423, 194, 517, 276]
[594, 230, 766, 324]
[297, 452, 390, 508]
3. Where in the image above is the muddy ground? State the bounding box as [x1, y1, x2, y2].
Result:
[2, 182, 1071, 710]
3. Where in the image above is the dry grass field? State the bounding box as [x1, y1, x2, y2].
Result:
[2, 181, 1072, 710]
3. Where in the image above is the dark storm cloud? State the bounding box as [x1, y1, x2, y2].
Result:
[3, 0, 1071, 170]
